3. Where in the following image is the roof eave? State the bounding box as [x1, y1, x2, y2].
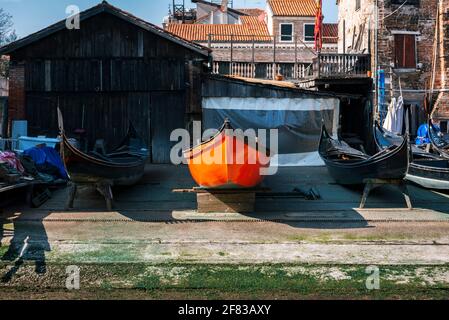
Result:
[0, 4, 106, 55]
[0, 2, 210, 57]
[272, 14, 316, 18]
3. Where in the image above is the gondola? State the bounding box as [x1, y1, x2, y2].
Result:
[318, 124, 409, 185]
[375, 121, 449, 190]
[57, 108, 149, 186]
[428, 119, 449, 159]
[183, 119, 270, 189]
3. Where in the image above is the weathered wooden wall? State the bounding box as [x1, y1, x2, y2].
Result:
[9, 12, 207, 163]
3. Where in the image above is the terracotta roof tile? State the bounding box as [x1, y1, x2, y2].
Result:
[240, 16, 264, 25]
[268, 0, 317, 16]
[236, 8, 266, 16]
[166, 22, 271, 42]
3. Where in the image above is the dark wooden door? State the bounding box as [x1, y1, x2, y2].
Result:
[150, 92, 186, 164]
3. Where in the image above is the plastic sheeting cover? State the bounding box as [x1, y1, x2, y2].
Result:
[203, 97, 340, 167]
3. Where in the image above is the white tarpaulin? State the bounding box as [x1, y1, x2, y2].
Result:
[203, 97, 340, 167]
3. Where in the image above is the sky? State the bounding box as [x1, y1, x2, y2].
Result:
[0, 0, 338, 39]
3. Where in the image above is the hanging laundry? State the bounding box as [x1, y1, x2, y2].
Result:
[383, 96, 404, 135]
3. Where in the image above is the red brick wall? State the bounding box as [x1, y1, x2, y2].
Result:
[376, 0, 436, 104]
[8, 62, 26, 125]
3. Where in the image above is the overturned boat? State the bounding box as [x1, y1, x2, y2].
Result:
[319, 124, 409, 185]
[375, 122, 449, 190]
[183, 120, 270, 189]
[58, 109, 149, 186]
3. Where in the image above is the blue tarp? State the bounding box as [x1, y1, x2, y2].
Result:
[23, 146, 68, 179]
[415, 123, 440, 145]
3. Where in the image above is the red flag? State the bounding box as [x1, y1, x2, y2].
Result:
[314, 0, 323, 52]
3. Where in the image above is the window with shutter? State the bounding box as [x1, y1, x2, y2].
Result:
[394, 34, 416, 69]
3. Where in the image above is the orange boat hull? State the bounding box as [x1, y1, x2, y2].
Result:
[184, 131, 270, 189]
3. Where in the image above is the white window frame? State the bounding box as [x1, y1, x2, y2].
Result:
[303, 23, 315, 43]
[279, 23, 294, 43]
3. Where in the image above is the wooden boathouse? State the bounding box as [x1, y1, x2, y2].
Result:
[0, 1, 210, 163]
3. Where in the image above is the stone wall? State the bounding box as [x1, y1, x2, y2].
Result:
[337, 0, 375, 54]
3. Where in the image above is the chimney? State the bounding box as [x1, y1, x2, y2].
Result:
[221, 0, 229, 12]
[221, 0, 228, 24]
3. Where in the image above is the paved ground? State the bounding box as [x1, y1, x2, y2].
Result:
[2, 165, 449, 299]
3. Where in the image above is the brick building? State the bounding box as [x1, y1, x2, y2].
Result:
[0, 56, 8, 97]
[337, 0, 449, 129]
[166, 0, 338, 80]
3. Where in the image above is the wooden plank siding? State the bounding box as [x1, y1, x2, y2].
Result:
[9, 12, 207, 163]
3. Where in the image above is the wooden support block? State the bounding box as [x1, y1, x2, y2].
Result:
[173, 188, 270, 194]
[65, 182, 77, 210]
[197, 192, 256, 214]
[399, 183, 413, 210]
[360, 178, 413, 209]
[359, 181, 373, 209]
[65, 180, 114, 211]
[96, 180, 114, 211]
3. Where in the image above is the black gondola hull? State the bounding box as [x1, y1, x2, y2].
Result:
[429, 119, 449, 159]
[64, 154, 146, 186]
[322, 152, 408, 185]
[407, 159, 449, 190]
[62, 133, 148, 186]
[375, 122, 449, 190]
[319, 125, 409, 185]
